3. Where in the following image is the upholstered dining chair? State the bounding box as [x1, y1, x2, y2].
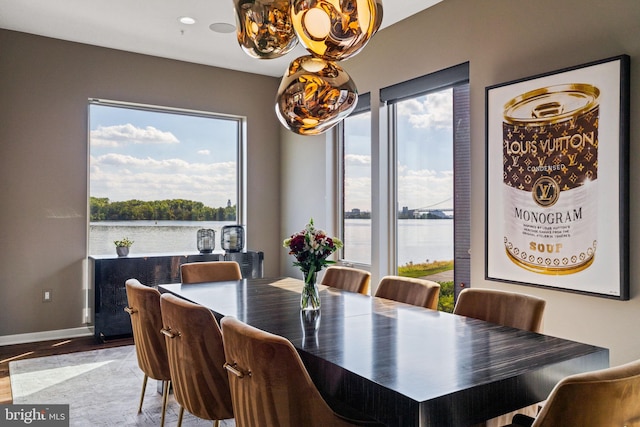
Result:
[503, 358, 640, 427]
[124, 278, 171, 427]
[180, 260, 242, 284]
[454, 288, 546, 333]
[455, 288, 547, 427]
[159, 293, 234, 427]
[320, 266, 371, 295]
[374, 275, 441, 309]
[220, 316, 383, 427]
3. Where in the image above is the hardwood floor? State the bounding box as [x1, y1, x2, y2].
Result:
[0, 335, 133, 404]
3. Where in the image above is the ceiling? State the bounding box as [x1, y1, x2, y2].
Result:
[0, 0, 441, 77]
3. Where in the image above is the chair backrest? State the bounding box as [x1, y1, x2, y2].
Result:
[180, 260, 242, 284]
[374, 276, 440, 310]
[530, 358, 640, 426]
[124, 279, 171, 381]
[220, 316, 360, 427]
[453, 288, 546, 332]
[159, 293, 233, 421]
[320, 266, 371, 295]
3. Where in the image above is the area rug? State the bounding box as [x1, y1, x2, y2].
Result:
[10, 345, 235, 427]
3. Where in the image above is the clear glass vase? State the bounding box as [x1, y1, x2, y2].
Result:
[300, 270, 320, 311]
[300, 309, 321, 348]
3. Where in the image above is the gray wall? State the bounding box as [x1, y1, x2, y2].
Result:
[0, 29, 282, 339]
[2, 0, 640, 367]
[293, 0, 639, 365]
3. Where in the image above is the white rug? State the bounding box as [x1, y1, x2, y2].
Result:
[10, 345, 235, 427]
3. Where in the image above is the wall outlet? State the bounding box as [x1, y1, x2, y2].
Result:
[43, 289, 52, 302]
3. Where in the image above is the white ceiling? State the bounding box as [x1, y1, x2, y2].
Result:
[0, 0, 441, 77]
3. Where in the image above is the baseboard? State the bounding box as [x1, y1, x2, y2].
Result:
[0, 327, 94, 346]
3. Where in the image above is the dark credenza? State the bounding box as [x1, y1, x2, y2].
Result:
[89, 251, 263, 341]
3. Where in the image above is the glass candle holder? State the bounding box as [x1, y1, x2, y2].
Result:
[221, 225, 245, 252]
[197, 229, 215, 253]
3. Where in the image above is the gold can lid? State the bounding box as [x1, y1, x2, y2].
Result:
[504, 83, 599, 126]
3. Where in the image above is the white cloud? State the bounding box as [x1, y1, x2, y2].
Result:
[344, 176, 372, 211]
[398, 171, 453, 209]
[397, 90, 453, 130]
[198, 149, 211, 155]
[345, 154, 371, 166]
[90, 153, 236, 207]
[343, 168, 453, 211]
[90, 124, 180, 147]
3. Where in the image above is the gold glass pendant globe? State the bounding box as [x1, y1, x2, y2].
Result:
[233, 0, 299, 59]
[275, 55, 358, 135]
[290, 0, 383, 61]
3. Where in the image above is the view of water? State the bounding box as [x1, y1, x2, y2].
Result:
[343, 218, 454, 266]
[90, 219, 454, 266]
[89, 220, 236, 255]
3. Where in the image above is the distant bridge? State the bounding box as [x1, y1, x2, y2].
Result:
[410, 197, 454, 216]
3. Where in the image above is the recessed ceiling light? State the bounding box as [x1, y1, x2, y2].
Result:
[209, 22, 236, 34]
[179, 16, 196, 25]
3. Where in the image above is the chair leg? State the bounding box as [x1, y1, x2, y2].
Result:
[160, 380, 170, 427]
[214, 420, 220, 427]
[138, 374, 149, 413]
[177, 406, 184, 427]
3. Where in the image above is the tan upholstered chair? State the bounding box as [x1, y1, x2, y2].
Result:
[159, 294, 233, 427]
[320, 266, 371, 295]
[374, 275, 440, 309]
[220, 316, 381, 427]
[504, 358, 640, 427]
[455, 288, 546, 427]
[180, 260, 242, 284]
[453, 288, 546, 333]
[124, 279, 171, 427]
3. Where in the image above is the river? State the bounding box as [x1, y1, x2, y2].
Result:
[90, 219, 453, 266]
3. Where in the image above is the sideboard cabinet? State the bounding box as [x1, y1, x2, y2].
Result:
[89, 251, 263, 341]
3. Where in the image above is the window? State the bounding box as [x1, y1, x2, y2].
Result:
[88, 99, 244, 255]
[394, 88, 454, 268]
[381, 63, 470, 311]
[339, 94, 372, 265]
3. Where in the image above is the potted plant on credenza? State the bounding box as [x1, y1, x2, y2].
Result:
[114, 237, 134, 257]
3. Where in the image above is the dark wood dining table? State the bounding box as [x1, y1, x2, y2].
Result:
[158, 277, 608, 427]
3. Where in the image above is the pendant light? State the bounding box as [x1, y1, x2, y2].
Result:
[233, 0, 383, 135]
[290, 0, 383, 61]
[233, 0, 298, 59]
[275, 55, 357, 135]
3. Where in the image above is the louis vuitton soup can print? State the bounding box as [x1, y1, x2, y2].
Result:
[502, 83, 599, 274]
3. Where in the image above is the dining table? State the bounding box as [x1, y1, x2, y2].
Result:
[158, 277, 609, 427]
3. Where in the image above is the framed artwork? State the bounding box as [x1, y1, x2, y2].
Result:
[485, 55, 630, 299]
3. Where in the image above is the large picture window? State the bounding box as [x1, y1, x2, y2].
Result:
[88, 99, 243, 255]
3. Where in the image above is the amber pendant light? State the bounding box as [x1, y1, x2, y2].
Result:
[233, 0, 298, 59]
[290, 0, 383, 61]
[275, 55, 358, 135]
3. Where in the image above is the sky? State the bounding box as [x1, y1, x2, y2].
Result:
[344, 88, 454, 212]
[90, 89, 453, 213]
[89, 103, 239, 208]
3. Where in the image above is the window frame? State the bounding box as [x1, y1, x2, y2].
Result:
[336, 94, 373, 269]
[381, 63, 470, 296]
[87, 98, 247, 254]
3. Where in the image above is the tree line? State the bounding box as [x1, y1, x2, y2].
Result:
[90, 197, 236, 221]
